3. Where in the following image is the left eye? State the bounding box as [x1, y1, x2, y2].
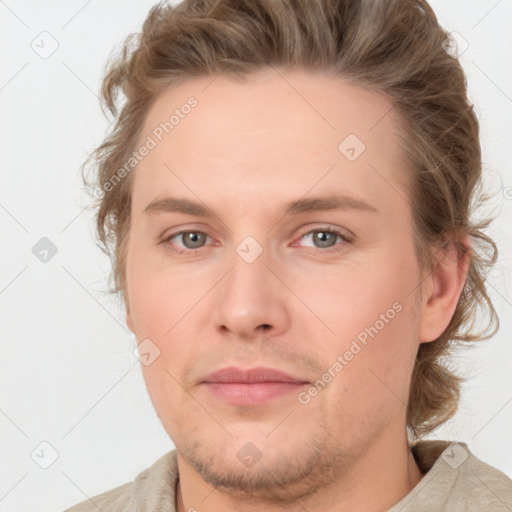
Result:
[297, 228, 347, 250]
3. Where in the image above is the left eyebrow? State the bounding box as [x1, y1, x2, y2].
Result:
[283, 194, 378, 215]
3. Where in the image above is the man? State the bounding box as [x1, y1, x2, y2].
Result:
[66, 0, 512, 510]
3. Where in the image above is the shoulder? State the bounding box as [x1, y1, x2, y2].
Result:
[63, 450, 179, 512]
[459, 443, 512, 508]
[63, 481, 132, 512]
[410, 440, 512, 511]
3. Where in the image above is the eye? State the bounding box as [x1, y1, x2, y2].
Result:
[295, 227, 351, 252]
[162, 226, 352, 255]
[163, 230, 212, 253]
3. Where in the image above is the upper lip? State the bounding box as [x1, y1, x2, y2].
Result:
[202, 366, 308, 384]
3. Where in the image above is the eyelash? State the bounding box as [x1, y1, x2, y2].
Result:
[162, 227, 352, 255]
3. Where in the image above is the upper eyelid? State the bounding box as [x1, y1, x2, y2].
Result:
[296, 225, 350, 238]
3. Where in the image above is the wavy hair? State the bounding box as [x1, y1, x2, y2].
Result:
[82, 0, 499, 438]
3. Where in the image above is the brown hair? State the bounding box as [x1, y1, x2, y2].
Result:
[82, 0, 499, 438]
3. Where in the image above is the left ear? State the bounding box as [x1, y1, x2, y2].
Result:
[418, 234, 471, 343]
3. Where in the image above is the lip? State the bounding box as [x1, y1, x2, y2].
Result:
[201, 366, 309, 406]
[203, 366, 307, 384]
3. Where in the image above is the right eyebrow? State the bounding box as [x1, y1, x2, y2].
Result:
[143, 197, 213, 217]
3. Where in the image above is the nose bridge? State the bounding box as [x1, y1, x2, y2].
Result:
[212, 235, 290, 338]
[229, 240, 270, 297]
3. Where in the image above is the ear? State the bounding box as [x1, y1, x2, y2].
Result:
[418, 234, 471, 343]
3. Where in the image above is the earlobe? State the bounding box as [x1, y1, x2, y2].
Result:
[418, 235, 471, 343]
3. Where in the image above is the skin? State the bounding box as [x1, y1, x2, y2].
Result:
[125, 68, 469, 512]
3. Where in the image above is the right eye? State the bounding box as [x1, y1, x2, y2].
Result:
[163, 230, 213, 253]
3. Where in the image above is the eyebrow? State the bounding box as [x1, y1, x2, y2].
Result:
[143, 193, 378, 217]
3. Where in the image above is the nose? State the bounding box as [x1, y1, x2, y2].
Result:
[212, 244, 290, 341]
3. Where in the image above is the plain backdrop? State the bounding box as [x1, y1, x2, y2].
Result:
[1, 1, 511, 510]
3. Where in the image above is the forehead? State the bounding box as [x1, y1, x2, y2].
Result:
[132, 69, 409, 217]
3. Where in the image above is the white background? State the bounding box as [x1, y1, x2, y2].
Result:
[1, 1, 511, 510]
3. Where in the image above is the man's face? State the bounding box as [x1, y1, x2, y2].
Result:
[126, 69, 424, 497]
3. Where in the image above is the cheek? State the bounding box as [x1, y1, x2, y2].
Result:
[290, 248, 417, 341]
[139, 358, 186, 435]
[300, 245, 420, 404]
[350, 295, 420, 412]
[126, 242, 204, 336]
[310, 298, 420, 438]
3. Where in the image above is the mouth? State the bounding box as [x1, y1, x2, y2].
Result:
[201, 366, 309, 406]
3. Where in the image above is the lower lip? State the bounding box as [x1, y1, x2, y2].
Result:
[203, 382, 307, 405]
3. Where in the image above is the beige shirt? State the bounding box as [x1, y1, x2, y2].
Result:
[64, 440, 512, 511]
